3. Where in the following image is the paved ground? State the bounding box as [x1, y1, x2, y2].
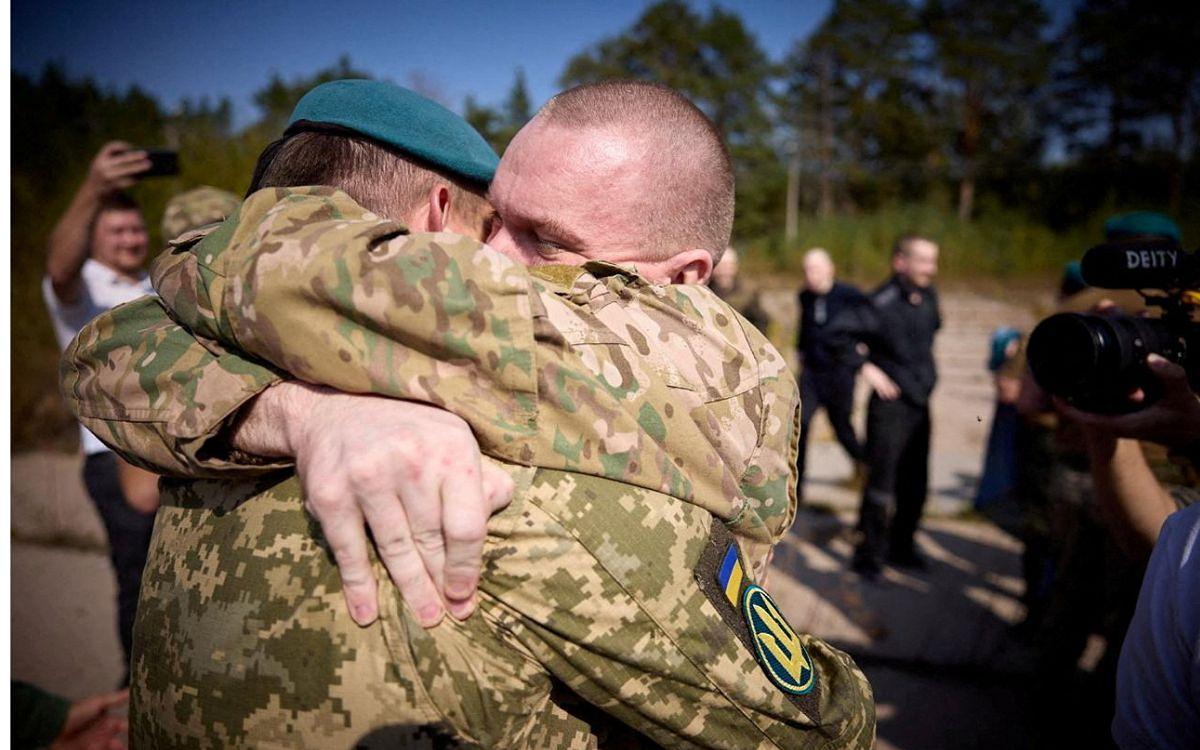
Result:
[11, 541, 125, 698]
[11, 289, 1040, 747]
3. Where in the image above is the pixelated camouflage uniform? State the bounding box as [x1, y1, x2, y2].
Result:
[62, 187, 874, 748]
[161, 186, 241, 241]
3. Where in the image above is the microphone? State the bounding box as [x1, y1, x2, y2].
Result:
[1080, 239, 1193, 289]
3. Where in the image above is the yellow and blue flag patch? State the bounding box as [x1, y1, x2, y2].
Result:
[717, 543, 745, 606]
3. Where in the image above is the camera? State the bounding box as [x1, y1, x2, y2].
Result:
[1027, 238, 1199, 414]
[139, 148, 180, 178]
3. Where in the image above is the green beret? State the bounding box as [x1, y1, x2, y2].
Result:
[1104, 211, 1182, 243]
[1059, 260, 1088, 298]
[288, 79, 499, 185]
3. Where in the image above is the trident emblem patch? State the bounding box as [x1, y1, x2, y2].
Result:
[742, 584, 816, 695]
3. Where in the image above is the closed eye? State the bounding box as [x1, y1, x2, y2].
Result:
[537, 236, 566, 253]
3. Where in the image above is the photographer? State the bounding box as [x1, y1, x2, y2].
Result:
[1028, 211, 1198, 749]
[1060, 354, 1197, 560]
[1021, 212, 1199, 747]
[42, 141, 159, 680]
[1057, 357, 1200, 750]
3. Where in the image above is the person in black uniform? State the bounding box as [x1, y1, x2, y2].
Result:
[851, 234, 942, 578]
[795, 248, 867, 503]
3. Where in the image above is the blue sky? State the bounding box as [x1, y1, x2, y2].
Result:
[13, 0, 836, 128]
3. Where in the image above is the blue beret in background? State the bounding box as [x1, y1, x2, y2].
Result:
[988, 326, 1022, 372]
[1103, 211, 1182, 243]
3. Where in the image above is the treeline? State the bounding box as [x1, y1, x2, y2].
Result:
[11, 0, 1200, 449]
[461, 0, 1200, 249]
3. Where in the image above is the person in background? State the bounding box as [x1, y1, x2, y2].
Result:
[710, 246, 768, 331]
[1058, 216, 1198, 750]
[42, 142, 160, 680]
[794, 247, 867, 505]
[851, 235, 941, 578]
[1018, 212, 1191, 748]
[1059, 356, 1200, 749]
[973, 326, 1024, 527]
[160, 185, 240, 241]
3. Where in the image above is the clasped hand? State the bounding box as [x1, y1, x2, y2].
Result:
[239, 384, 514, 628]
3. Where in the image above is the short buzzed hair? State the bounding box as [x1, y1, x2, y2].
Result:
[537, 81, 735, 261]
[892, 234, 936, 258]
[249, 128, 492, 236]
[803, 247, 832, 265]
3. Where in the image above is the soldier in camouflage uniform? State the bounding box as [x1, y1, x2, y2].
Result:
[161, 185, 241, 241]
[63, 81, 874, 747]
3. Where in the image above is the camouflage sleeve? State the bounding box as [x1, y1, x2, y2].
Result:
[389, 467, 875, 748]
[60, 295, 290, 477]
[151, 187, 539, 464]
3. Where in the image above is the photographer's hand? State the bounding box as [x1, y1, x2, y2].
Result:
[1055, 355, 1199, 447]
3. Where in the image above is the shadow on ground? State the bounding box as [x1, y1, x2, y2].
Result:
[769, 507, 1034, 749]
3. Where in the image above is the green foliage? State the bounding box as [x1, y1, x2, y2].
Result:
[1052, 0, 1200, 212]
[925, 0, 1051, 218]
[782, 0, 936, 212]
[463, 69, 534, 154]
[740, 200, 1200, 284]
[250, 55, 370, 140]
[560, 0, 782, 234]
[504, 69, 533, 127]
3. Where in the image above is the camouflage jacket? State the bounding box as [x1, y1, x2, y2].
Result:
[64, 186, 801, 558]
[61, 187, 875, 747]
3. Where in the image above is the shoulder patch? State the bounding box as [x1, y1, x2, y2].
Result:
[694, 522, 822, 717]
[742, 584, 817, 696]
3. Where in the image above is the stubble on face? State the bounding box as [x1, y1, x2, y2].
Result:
[896, 239, 939, 288]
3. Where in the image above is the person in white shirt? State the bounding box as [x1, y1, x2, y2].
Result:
[42, 141, 160, 681]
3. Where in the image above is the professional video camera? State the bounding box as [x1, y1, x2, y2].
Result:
[1027, 237, 1200, 413]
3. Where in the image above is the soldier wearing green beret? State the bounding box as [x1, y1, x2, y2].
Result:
[63, 80, 874, 747]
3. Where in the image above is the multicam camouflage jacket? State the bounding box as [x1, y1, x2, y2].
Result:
[62, 186, 875, 748]
[67, 186, 799, 560]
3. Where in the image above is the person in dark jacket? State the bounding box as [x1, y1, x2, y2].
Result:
[795, 248, 868, 504]
[851, 234, 942, 578]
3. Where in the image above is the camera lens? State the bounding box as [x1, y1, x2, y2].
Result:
[1027, 314, 1102, 395]
[1027, 312, 1171, 412]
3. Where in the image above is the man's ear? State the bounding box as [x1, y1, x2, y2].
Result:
[419, 184, 453, 233]
[665, 248, 715, 286]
